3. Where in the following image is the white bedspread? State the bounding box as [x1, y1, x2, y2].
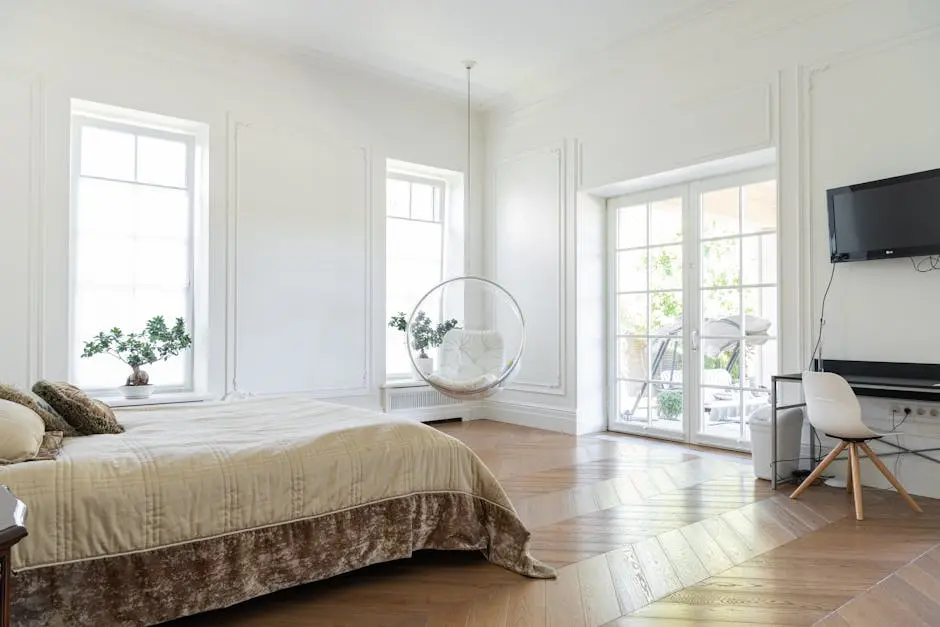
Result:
[0, 396, 514, 571]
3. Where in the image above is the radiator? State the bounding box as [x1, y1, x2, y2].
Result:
[382, 384, 466, 422]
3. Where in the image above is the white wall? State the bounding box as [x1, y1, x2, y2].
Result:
[482, 0, 940, 489]
[0, 0, 480, 408]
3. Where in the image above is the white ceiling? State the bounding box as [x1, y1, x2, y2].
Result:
[96, 0, 716, 103]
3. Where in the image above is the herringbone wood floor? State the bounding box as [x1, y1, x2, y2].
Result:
[171, 420, 940, 626]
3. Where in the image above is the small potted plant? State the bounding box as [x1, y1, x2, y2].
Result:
[657, 389, 683, 421]
[81, 316, 192, 399]
[388, 311, 459, 376]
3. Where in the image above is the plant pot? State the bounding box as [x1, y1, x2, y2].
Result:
[414, 356, 434, 377]
[119, 384, 154, 400]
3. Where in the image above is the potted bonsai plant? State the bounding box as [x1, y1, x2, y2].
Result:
[388, 311, 459, 376]
[81, 315, 192, 399]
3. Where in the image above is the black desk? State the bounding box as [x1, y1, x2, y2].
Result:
[770, 360, 940, 489]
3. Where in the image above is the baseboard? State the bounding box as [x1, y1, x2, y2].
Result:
[479, 400, 578, 435]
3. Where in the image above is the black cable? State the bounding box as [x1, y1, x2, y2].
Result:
[807, 263, 837, 370]
[911, 255, 940, 272]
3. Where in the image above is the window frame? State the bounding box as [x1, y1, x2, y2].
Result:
[607, 165, 779, 451]
[68, 114, 198, 394]
[385, 171, 449, 381]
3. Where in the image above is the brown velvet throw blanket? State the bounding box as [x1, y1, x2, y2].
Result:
[3, 397, 553, 626]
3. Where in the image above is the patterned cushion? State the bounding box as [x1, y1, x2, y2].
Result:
[32, 381, 124, 436]
[0, 383, 80, 437]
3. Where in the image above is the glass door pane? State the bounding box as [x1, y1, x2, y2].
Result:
[613, 197, 685, 438]
[697, 179, 776, 446]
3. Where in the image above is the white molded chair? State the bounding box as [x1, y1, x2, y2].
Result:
[790, 371, 922, 520]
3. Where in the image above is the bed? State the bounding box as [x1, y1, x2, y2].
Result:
[0, 395, 553, 626]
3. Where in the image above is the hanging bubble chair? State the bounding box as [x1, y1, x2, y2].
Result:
[407, 276, 525, 400]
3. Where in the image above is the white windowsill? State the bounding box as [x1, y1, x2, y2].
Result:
[381, 379, 429, 390]
[96, 392, 216, 409]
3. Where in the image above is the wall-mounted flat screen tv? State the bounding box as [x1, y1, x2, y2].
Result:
[827, 168, 940, 263]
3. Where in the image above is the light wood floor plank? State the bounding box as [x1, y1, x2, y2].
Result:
[546, 564, 587, 627]
[656, 529, 709, 587]
[577, 554, 622, 626]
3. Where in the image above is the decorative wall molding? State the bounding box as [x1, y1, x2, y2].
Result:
[491, 141, 568, 396]
[27, 75, 44, 384]
[0, 69, 42, 386]
[230, 119, 372, 397]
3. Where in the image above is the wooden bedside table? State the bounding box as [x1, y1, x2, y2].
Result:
[0, 487, 26, 627]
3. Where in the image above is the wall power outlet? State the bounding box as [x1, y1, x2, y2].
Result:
[889, 403, 940, 419]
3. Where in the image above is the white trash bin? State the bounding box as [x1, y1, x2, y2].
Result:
[749, 405, 804, 481]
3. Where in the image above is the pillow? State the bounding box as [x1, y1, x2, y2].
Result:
[0, 383, 80, 437]
[0, 399, 47, 463]
[32, 381, 124, 436]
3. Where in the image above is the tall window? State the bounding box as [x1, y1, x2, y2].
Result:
[385, 173, 447, 378]
[70, 112, 196, 391]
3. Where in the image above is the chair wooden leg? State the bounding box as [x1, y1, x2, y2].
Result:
[845, 457, 853, 492]
[849, 443, 864, 520]
[859, 442, 923, 514]
[791, 441, 847, 500]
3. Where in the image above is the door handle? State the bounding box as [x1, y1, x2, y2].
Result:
[691, 329, 699, 352]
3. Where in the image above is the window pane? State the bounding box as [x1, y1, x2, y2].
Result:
[743, 235, 776, 284]
[702, 288, 740, 327]
[136, 186, 190, 239]
[387, 179, 409, 218]
[744, 287, 777, 337]
[76, 178, 137, 238]
[617, 204, 647, 248]
[81, 126, 136, 181]
[618, 380, 650, 424]
[742, 235, 761, 285]
[742, 180, 776, 233]
[75, 236, 134, 286]
[136, 136, 187, 187]
[410, 183, 435, 221]
[650, 291, 682, 334]
[617, 250, 647, 292]
[617, 338, 649, 380]
[651, 336, 683, 381]
[144, 355, 187, 388]
[702, 386, 744, 436]
[702, 342, 743, 388]
[744, 340, 777, 390]
[761, 234, 777, 284]
[652, 387, 683, 425]
[649, 197, 682, 245]
[618, 293, 647, 336]
[135, 240, 190, 287]
[649, 245, 682, 291]
[701, 187, 739, 238]
[702, 238, 740, 287]
[132, 288, 187, 329]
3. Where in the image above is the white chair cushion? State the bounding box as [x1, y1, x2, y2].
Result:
[0, 398, 46, 463]
[437, 329, 505, 382]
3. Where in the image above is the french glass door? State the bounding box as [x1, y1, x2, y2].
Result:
[608, 168, 778, 450]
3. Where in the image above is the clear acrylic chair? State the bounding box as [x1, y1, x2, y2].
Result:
[790, 371, 922, 520]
